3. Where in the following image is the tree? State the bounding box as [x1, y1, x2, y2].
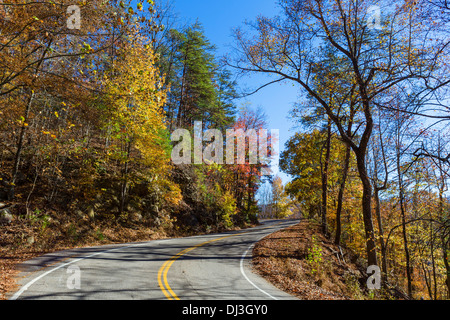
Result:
[227, 105, 270, 222]
[368, 110, 391, 281]
[229, 0, 444, 267]
[0, 0, 156, 201]
[102, 29, 176, 215]
[166, 23, 218, 128]
[271, 176, 292, 219]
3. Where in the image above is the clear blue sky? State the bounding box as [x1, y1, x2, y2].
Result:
[171, 0, 300, 184]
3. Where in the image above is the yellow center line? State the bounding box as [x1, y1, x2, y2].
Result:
[158, 233, 251, 300]
[157, 222, 286, 300]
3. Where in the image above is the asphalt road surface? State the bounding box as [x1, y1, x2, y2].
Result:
[9, 219, 300, 300]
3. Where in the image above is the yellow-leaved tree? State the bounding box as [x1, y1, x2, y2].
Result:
[103, 31, 181, 219]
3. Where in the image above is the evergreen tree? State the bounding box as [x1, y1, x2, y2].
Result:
[163, 22, 236, 130]
[175, 22, 217, 127]
[214, 69, 238, 130]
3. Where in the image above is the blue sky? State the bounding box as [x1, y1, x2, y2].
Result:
[171, 0, 300, 183]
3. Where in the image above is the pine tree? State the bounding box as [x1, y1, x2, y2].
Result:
[164, 22, 236, 130]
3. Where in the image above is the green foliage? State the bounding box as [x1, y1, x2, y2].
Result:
[281, 130, 329, 218]
[95, 229, 105, 241]
[306, 235, 323, 275]
[161, 22, 236, 129]
[28, 209, 51, 232]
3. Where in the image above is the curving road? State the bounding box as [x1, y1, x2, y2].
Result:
[9, 219, 299, 300]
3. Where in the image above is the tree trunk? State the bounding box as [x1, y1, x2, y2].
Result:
[355, 151, 378, 267]
[321, 120, 331, 236]
[119, 139, 132, 215]
[177, 61, 186, 127]
[335, 142, 350, 246]
[8, 90, 35, 200]
[246, 174, 253, 219]
[8, 38, 53, 200]
[430, 225, 437, 300]
[335, 109, 354, 246]
[443, 245, 450, 299]
[421, 261, 433, 299]
[374, 186, 388, 282]
[396, 148, 413, 298]
[436, 146, 450, 298]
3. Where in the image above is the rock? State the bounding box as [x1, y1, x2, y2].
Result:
[87, 206, 95, 220]
[0, 204, 12, 224]
[27, 235, 35, 245]
[129, 211, 143, 222]
[0, 208, 12, 224]
[75, 210, 84, 218]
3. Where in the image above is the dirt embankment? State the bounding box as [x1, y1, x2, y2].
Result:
[252, 220, 404, 300]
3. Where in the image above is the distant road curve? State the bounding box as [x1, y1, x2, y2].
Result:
[10, 219, 300, 300]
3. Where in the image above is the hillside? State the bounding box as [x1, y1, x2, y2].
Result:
[252, 220, 409, 300]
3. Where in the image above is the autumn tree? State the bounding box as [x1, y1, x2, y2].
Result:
[229, 0, 445, 267]
[271, 176, 292, 219]
[227, 105, 271, 222]
[0, 0, 159, 201]
[101, 28, 179, 216]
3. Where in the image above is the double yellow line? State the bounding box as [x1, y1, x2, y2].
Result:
[157, 221, 286, 300]
[157, 233, 245, 300]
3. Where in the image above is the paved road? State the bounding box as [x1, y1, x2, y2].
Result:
[9, 219, 299, 300]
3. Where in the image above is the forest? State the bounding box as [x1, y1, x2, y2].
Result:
[0, 0, 449, 300]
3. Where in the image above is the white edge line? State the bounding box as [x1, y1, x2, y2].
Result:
[240, 241, 279, 300]
[11, 221, 296, 300]
[9, 243, 145, 300]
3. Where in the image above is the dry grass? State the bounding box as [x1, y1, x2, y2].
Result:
[252, 220, 371, 300]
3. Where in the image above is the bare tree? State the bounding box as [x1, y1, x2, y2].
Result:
[227, 0, 445, 267]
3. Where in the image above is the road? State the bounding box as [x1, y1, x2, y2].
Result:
[9, 219, 299, 300]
